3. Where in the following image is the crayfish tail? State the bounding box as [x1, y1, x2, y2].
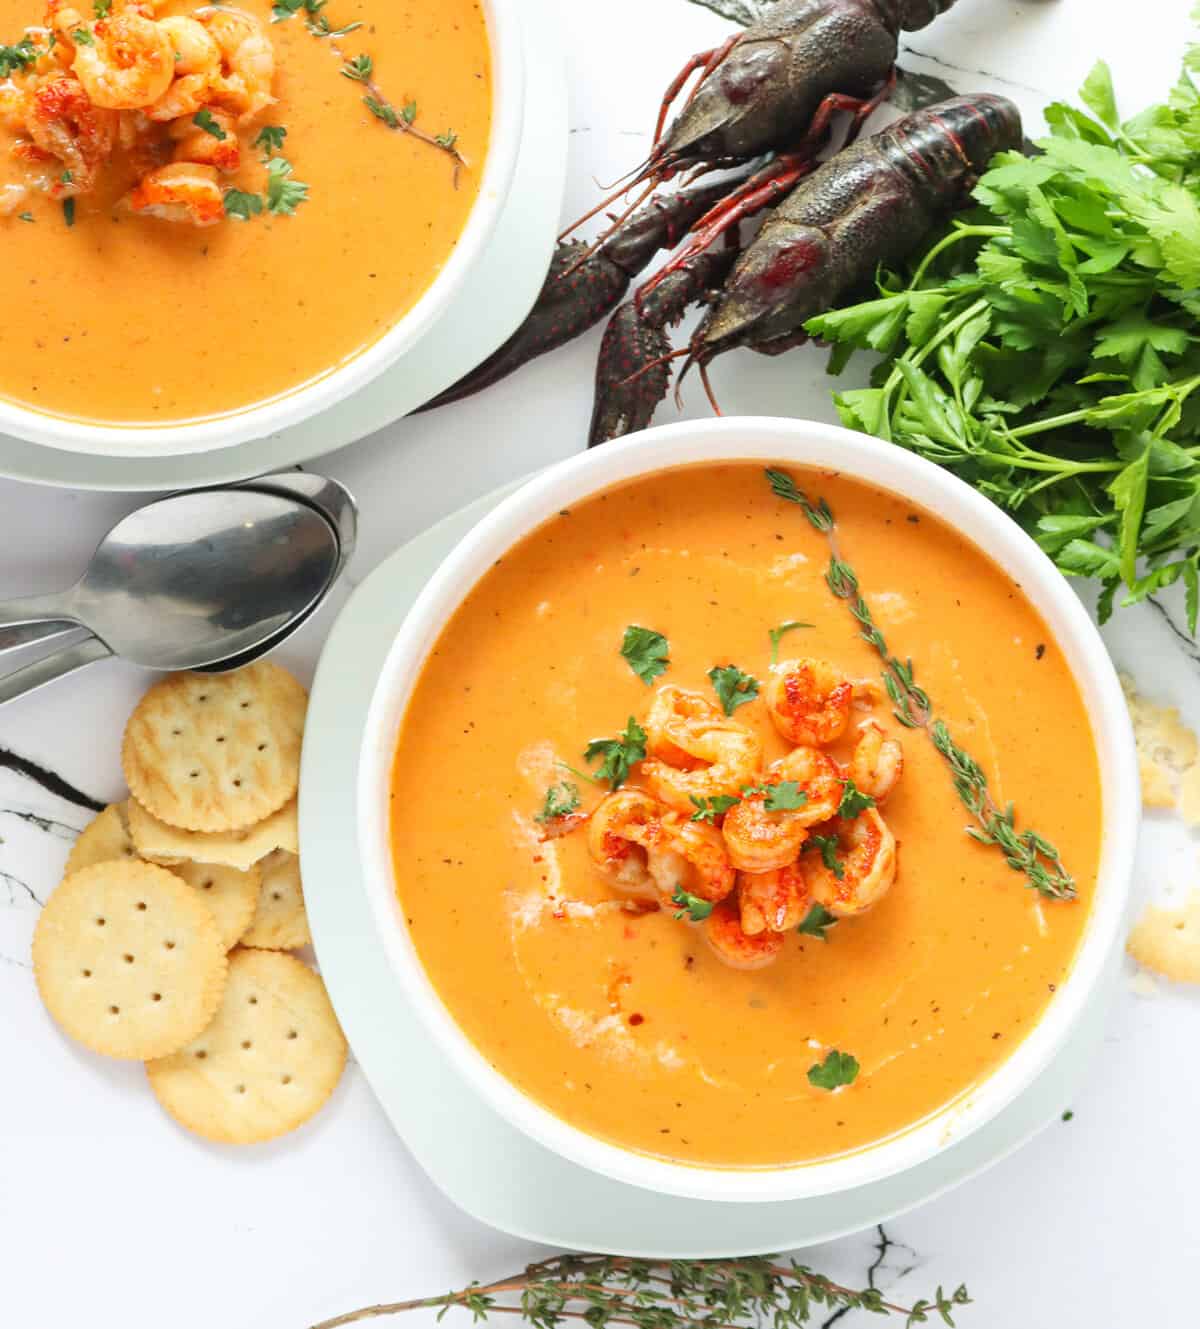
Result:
[588, 301, 674, 447]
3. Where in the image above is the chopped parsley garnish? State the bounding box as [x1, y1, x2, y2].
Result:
[265, 157, 309, 216]
[0, 37, 37, 77]
[341, 53, 373, 82]
[17, 211, 33, 222]
[583, 717, 647, 790]
[254, 125, 288, 156]
[620, 625, 670, 685]
[61, 198, 75, 227]
[807, 1049, 859, 1091]
[60, 170, 72, 184]
[689, 794, 739, 824]
[742, 780, 808, 812]
[768, 620, 813, 663]
[837, 779, 876, 819]
[93, 0, 112, 16]
[808, 833, 845, 879]
[708, 664, 759, 716]
[796, 903, 838, 940]
[671, 887, 714, 923]
[193, 109, 227, 140]
[535, 781, 580, 824]
[71, 28, 94, 45]
[223, 188, 263, 220]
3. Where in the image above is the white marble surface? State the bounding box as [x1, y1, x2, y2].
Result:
[2, 1, 1198, 1325]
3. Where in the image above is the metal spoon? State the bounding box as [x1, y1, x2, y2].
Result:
[0, 489, 339, 704]
[0, 471, 357, 664]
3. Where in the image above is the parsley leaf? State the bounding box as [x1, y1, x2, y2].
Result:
[837, 779, 876, 819]
[0, 37, 38, 76]
[768, 620, 813, 663]
[671, 887, 714, 922]
[193, 109, 227, 141]
[742, 780, 808, 811]
[689, 794, 740, 824]
[93, 0, 111, 16]
[535, 781, 580, 824]
[71, 27, 94, 45]
[807, 1049, 859, 1091]
[797, 903, 838, 940]
[620, 625, 670, 685]
[583, 718, 647, 789]
[254, 125, 287, 156]
[265, 157, 309, 216]
[808, 833, 845, 879]
[708, 664, 759, 716]
[223, 188, 263, 220]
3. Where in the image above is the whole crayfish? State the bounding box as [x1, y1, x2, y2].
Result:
[426, 0, 996, 441]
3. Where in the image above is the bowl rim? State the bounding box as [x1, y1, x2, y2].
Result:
[0, 0, 526, 459]
[357, 417, 1139, 1204]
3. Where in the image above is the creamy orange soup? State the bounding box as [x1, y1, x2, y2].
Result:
[389, 464, 1101, 1168]
[0, 0, 491, 422]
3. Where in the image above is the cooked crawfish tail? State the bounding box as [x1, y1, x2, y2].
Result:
[588, 244, 740, 448]
[649, 0, 961, 175]
[692, 93, 1021, 362]
[419, 178, 740, 412]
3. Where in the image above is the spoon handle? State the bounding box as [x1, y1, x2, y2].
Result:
[0, 592, 77, 632]
[0, 622, 82, 655]
[0, 636, 112, 708]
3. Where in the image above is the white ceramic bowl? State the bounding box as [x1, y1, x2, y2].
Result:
[1, 0, 525, 460]
[358, 417, 1139, 1204]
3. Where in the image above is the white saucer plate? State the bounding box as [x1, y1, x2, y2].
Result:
[300, 479, 1121, 1256]
[0, 0, 567, 491]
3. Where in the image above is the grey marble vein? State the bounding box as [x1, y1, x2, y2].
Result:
[819, 1225, 922, 1328]
[899, 42, 1051, 100]
[1, 867, 43, 909]
[0, 807, 84, 841]
[0, 747, 105, 813]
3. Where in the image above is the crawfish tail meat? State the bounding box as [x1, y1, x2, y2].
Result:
[691, 93, 1021, 362]
[651, 0, 962, 175]
[420, 177, 743, 412]
[589, 244, 741, 448]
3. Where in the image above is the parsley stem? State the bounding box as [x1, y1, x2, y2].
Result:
[906, 223, 1009, 291]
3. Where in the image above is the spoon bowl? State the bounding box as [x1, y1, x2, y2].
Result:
[0, 490, 339, 671]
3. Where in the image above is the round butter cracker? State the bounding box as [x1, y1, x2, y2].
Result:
[122, 664, 307, 834]
[33, 861, 227, 1060]
[146, 948, 346, 1144]
[64, 802, 138, 876]
[170, 861, 261, 951]
[127, 795, 298, 872]
[240, 851, 310, 951]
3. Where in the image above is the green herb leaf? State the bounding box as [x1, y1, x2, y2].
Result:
[253, 124, 288, 156]
[535, 781, 580, 824]
[93, 0, 111, 16]
[689, 794, 740, 824]
[708, 664, 759, 715]
[341, 53, 373, 82]
[807, 1049, 860, 1091]
[583, 718, 647, 790]
[17, 211, 33, 222]
[768, 620, 813, 663]
[223, 188, 263, 220]
[61, 198, 75, 228]
[797, 903, 838, 940]
[192, 109, 227, 140]
[808, 833, 844, 880]
[670, 887, 714, 922]
[764, 781, 807, 811]
[620, 625, 670, 685]
[71, 27, 94, 45]
[364, 95, 400, 128]
[837, 779, 876, 819]
[435, 129, 458, 150]
[0, 36, 38, 76]
[264, 157, 309, 216]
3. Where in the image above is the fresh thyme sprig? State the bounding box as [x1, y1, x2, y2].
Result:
[307, 1252, 971, 1329]
[766, 468, 1076, 901]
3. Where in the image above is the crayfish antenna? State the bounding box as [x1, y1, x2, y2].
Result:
[617, 345, 691, 391]
[700, 361, 723, 416]
[558, 178, 660, 279]
[672, 352, 722, 416]
[558, 172, 656, 243]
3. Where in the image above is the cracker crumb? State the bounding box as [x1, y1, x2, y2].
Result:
[1128, 888, 1200, 985]
[1120, 673, 1200, 817]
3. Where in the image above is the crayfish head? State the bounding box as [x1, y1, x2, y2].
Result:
[692, 222, 831, 361]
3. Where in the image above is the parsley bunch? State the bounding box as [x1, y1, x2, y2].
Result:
[809, 32, 1200, 630]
